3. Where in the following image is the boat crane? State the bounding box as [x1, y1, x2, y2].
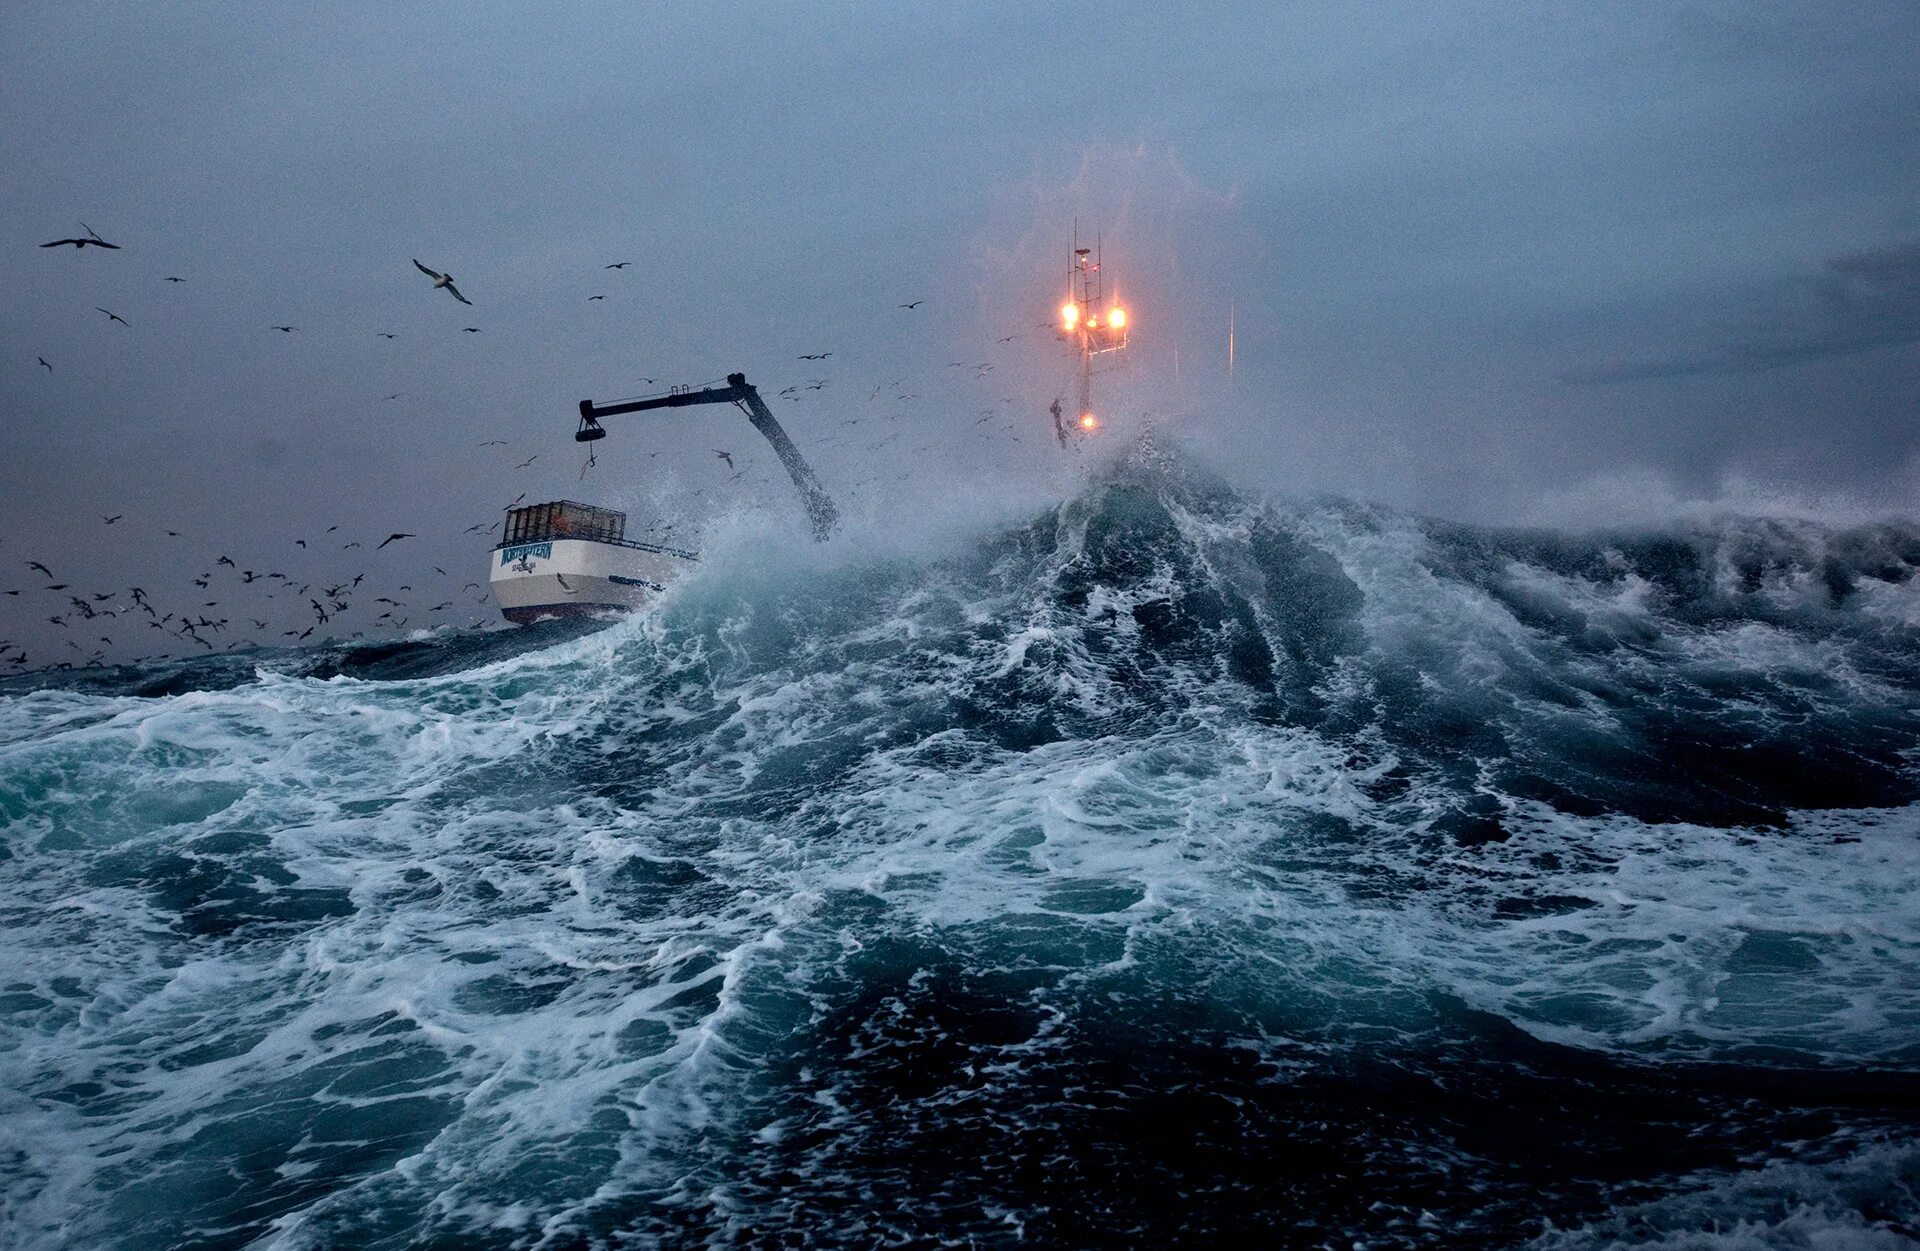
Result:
[1053, 235, 1130, 446]
[576, 372, 840, 540]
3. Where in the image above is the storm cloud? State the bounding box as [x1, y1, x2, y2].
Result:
[1563, 239, 1920, 383]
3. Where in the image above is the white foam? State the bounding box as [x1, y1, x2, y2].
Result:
[3, 471, 1917, 1245]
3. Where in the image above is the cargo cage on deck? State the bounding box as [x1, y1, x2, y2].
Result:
[496, 500, 697, 561]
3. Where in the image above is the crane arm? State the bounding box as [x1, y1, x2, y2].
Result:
[577, 373, 839, 541]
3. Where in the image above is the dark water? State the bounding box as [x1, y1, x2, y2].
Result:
[3, 447, 1918, 1248]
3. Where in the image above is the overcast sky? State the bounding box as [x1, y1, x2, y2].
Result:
[3, 2, 1917, 663]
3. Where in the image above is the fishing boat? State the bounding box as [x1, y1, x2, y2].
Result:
[490, 500, 696, 623]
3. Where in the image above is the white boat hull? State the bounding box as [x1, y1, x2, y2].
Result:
[489, 538, 695, 623]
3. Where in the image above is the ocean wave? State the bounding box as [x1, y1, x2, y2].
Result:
[2, 443, 1916, 1247]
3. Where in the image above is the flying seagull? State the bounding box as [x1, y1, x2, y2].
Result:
[376, 533, 414, 549]
[270, 325, 296, 333]
[37, 357, 51, 371]
[514, 455, 538, 469]
[605, 262, 631, 269]
[95, 308, 129, 326]
[587, 295, 606, 301]
[714, 449, 735, 470]
[461, 327, 481, 333]
[376, 332, 397, 339]
[164, 276, 185, 283]
[899, 300, 924, 309]
[42, 228, 121, 250]
[412, 259, 471, 305]
[798, 352, 833, 360]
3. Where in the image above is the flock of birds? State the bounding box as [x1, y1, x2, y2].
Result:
[0, 526, 482, 674]
[14, 220, 1064, 676]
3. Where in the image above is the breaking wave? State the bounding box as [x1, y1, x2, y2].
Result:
[3, 444, 1917, 1248]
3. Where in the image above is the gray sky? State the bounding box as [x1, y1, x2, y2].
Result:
[3, 2, 1917, 664]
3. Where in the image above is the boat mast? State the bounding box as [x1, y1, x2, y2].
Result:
[1057, 227, 1128, 444]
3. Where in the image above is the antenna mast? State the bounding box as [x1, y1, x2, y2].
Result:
[1055, 226, 1130, 444]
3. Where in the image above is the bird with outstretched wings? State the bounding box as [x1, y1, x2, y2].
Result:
[412, 259, 471, 305]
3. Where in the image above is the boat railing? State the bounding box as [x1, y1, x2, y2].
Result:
[494, 531, 699, 562]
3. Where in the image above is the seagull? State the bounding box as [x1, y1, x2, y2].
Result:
[27, 561, 52, 578]
[164, 276, 185, 283]
[412, 259, 471, 304]
[42, 230, 121, 250]
[376, 332, 397, 339]
[714, 450, 734, 470]
[605, 262, 631, 269]
[102, 515, 122, 525]
[270, 325, 297, 333]
[95, 308, 129, 327]
[461, 327, 481, 333]
[37, 357, 51, 371]
[376, 533, 414, 549]
[899, 300, 924, 309]
[479, 440, 507, 447]
[587, 295, 606, 301]
[798, 352, 833, 360]
[514, 455, 538, 469]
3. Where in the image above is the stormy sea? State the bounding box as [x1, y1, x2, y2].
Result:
[3, 446, 1917, 1249]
